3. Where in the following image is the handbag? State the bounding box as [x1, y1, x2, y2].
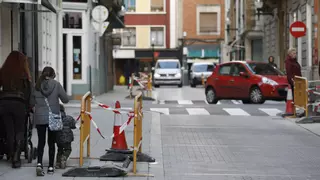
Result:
[44, 97, 63, 131]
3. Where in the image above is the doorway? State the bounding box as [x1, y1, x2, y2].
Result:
[62, 33, 84, 95]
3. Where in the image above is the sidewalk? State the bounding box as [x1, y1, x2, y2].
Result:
[0, 107, 163, 179]
[65, 86, 158, 108]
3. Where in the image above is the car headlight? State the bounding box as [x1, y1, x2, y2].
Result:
[175, 73, 181, 78]
[262, 77, 278, 86]
[154, 73, 160, 78]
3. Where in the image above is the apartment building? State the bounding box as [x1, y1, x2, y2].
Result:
[225, 0, 264, 62]
[112, 0, 180, 84]
[0, 0, 58, 83]
[262, 0, 316, 79]
[181, 0, 225, 65]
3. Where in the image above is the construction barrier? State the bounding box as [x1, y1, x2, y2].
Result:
[79, 91, 92, 167]
[62, 91, 127, 177]
[293, 76, 308, 117]
[295, 77, 320, 123]
[128, 72, 154, 100]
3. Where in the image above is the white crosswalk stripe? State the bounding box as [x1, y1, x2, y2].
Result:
[177, 100, 193, 105]
[186, 108, 210, 115]
[259, 108, 282, 116]
[157, 100, 285, 105]
[150, 108, 169, 115]
[231, 100, 242, 104]
[147, 107, 283, 116]
[223, 108, 250, 116]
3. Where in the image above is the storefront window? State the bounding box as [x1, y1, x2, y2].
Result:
[63, 0, 87, 2]
[73, 36, 82, 80]
[63, 12, 82, 29]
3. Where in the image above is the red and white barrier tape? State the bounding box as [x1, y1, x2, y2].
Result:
[92, 100, 134, 115]
[77, 111, 135, 140]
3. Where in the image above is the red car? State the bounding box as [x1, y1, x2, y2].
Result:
[205, 61, 289, 104]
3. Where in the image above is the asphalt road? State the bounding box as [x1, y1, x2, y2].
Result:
[2, 86, 320, 180]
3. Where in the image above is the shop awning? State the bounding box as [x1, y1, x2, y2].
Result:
[2, 0, 57, 13]
[187, 44, 220, 58]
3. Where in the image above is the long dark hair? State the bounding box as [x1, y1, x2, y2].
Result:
[268, 56, 275, 63]
[0, 51, 31, 90]
[35, 66, 56, 91]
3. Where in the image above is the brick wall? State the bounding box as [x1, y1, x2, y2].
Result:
[183, 0, 225, 40]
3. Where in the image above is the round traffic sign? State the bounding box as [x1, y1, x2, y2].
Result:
[92, 5, 109, 23]
[290, 21, 306, 38]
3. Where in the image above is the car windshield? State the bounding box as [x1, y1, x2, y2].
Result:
[247, 63, 284, 76]
[157, 61, 180, 69]
[193, 64, 215, 72]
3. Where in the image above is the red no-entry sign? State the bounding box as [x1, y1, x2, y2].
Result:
[290, 21, 306, 38]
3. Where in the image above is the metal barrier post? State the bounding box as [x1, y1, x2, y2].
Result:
[201, 74, 205, 86]
[130, 73, 134, 99]
[293, 76, 308, 117]
[79, 91, 92, 167]
[133, 91, 143, 174]
[147, 74, 152, 98]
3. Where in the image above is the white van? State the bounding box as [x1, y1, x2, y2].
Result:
[152, 59, 184, 88]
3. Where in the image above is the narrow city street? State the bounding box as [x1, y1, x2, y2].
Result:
[1, 86, 320, 179]
[150, 86, 320, 180]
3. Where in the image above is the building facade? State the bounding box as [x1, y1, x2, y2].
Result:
[225, 0, 264, 62]
[113, 0, 180, 85]
[0, 0, 58, 83]
[181, 0, 225, 65]
[262, 0, 316, 79]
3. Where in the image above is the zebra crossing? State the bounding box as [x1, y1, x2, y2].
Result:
[148, 107, 283, 116]
[154, 100, 285, 105]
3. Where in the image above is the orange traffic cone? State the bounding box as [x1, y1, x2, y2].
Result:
[282, 85, 295, 117]
[111, 101, 128, 150]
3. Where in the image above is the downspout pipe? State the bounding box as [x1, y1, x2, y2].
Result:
[33, 4, 39, 80]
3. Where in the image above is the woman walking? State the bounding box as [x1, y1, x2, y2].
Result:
[0, 51, 33, 168]
[32, 66, 69, 176]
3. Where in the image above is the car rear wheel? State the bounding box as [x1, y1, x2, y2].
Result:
[190, 79, 196, 88]
[178, 83, 183, 88]
[206, 87, 218, 104]
[249, 87, 265, 104]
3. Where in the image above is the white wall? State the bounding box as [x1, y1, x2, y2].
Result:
[170, 0, 176, 48]
[0, 3, 19, 66]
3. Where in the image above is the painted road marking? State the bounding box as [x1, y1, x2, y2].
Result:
[150, 108, 169, 115]
[186, 108, 210, 115]
[259, 108, 282, 116]
[178, 100, 193, 105]
[223, 108, 250, 116]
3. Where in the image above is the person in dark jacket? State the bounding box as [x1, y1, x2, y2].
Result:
[268, 56, 277, 68]
[31, 66, 69, 176]
[0, 51, 33, 168]
[55, 104, 76, 169]
[285, 48, 302, 90]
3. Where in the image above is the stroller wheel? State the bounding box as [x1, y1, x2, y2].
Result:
[32, 147, 37, 160]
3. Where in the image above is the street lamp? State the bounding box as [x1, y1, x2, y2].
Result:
[151, 37, 155, 74]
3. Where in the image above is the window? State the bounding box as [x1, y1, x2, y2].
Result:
[193, 64, 215, 72]
[231, 63, 247, 76]
[150, 27, 164, 47]
[219, 64, 231, 75]
[151, 0, 164, 12]
[199, 12, 218, 33]
[197, 5, 220, 35]
[73, 36, 82, 80]
[156, 61, 180, 69]
[63, 12, 82, 29]
[122, 28, 136, 47]
[247, 63, 284, 76]
[124, 0, 136, 12]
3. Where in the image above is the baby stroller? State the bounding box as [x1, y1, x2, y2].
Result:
[0, 112, 37, 163]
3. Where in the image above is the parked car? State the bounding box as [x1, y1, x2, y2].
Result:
[205, 61, 289, 104]
[189, 62, 216, 87]
[153, 59, 184, 88]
